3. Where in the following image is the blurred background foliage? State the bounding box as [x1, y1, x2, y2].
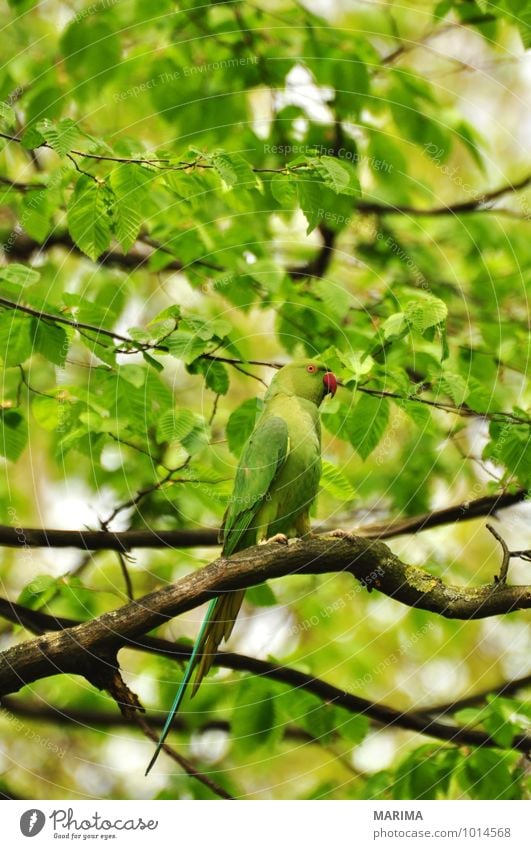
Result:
[0, 0, 530, 800]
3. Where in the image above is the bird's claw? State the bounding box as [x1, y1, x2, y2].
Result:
[327, 528, 355, 541]
[260, 533, 289, 546]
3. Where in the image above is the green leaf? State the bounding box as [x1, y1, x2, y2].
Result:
[246, 583, 278, 606]
[455, 119, 486, 172]
[461, 749, 521, 800]
[211, 151, 258, 190]
[270, 173, 297, 206]
[248, 259, 284, 292]
[232, 678, 278, 752]
[32, 396, 67, 431]
[60, 20, 121, 96]
[166, 330, 210, 364]
[192, 358, 230, 395]
[0, 410, 28, 461]
[31, 319, 69, 366]
[333, 708, 369, 744]
[405, 295, 448, 332]
[0, 312, 33, 366]
[320, 460, 357, 501]
[67, 175, 111, 261]
[37, 118, 80, 156]
[226, 397, 263, 455]
[311, 155, 360, 197]
[180, 414, 210, 456]
[17, 574, 59, 610]
[296, 171, 326, 234]
[0, 100, 16, 128]
[347, 394, 390, 460]
[0, 264, 40, 287]
[110, 163, 152, 252]
[156, 408, 196, 444]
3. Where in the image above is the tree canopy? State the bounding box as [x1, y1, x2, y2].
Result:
[0, 0, 530, 801]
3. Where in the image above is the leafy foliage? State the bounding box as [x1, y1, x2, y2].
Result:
[0, 0, 529, 803]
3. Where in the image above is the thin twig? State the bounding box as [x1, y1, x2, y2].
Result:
[116, 552, 134, 601]
[486, 523, 511, 584]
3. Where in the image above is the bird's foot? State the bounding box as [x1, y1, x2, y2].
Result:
[327, 528, 355, 541]
[260, 533, 289, 546]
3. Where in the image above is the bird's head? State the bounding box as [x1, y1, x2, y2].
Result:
[268, 359, 337, 406]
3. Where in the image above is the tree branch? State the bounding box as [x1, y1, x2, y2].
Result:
[5, 230, 334, 282]
[1, 299, 527, 424]
[0, 489, 525, 552]
[418, 674, 531, 718]
[1, 592, 529, 755]
[0, 535, 530, 703]
[356, 172, 531, 216]
[2, 128, 530, 218]
[102, 666, 233, 796]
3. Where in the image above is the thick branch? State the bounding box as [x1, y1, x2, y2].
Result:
[355, 489, 528, 540]
[0, 489, 525, 552]
[356, 172, 531, 216]
[5, 230, 328, 281]
[1, 596, 529, 753]
[1, 599, 529, 754]
[0, 535, 530, 702]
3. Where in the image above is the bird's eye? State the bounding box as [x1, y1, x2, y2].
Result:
[306, 364, 317, 373]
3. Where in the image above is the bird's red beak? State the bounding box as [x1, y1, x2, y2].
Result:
[323, 371, 337, 397]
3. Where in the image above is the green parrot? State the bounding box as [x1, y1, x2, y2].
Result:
[145, 359, 337, 774]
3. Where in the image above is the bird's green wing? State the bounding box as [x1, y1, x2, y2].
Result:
[221, 414, 289, 555]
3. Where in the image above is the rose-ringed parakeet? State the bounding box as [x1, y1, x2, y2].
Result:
[146, 359, 337, 774]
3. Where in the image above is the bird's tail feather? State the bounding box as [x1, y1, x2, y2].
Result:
[145, 590, 245, 775]
[191, 590, 245, 695]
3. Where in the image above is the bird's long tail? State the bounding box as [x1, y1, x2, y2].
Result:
[145, 590, 245, 775]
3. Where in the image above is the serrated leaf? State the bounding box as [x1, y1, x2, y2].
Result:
[0, 100, 16, 128]
[156, 408, 196, 444]
[296, 171, 325, 234]
[0, 312, 33, 366]
[312, 155, 360, 197]
[381, 312, 408, 340]
[31, 319, 69, 366]
[0, 410, 28, 461]
[348, 393, 390, 460]
[194, 358, 230, 395]
[270, 173, 297, 206]
[166, 330, 210, 363]
[0, 264, 40, 287]
[180, 415, 210, 456]
[313, 279, 352, 320]
[343, 352, 375, 383]
[67, 175, 111, 261]
[320, 460, 357, 501]
[439, 372, 470, 405]
[405, 295, 448, 332]
[37, 118, 79, 156]
[212, 151, 257, 189]
[117, 364, 146, 388]
[248, 259, 284, 292]
[110, 163, 151, 252]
